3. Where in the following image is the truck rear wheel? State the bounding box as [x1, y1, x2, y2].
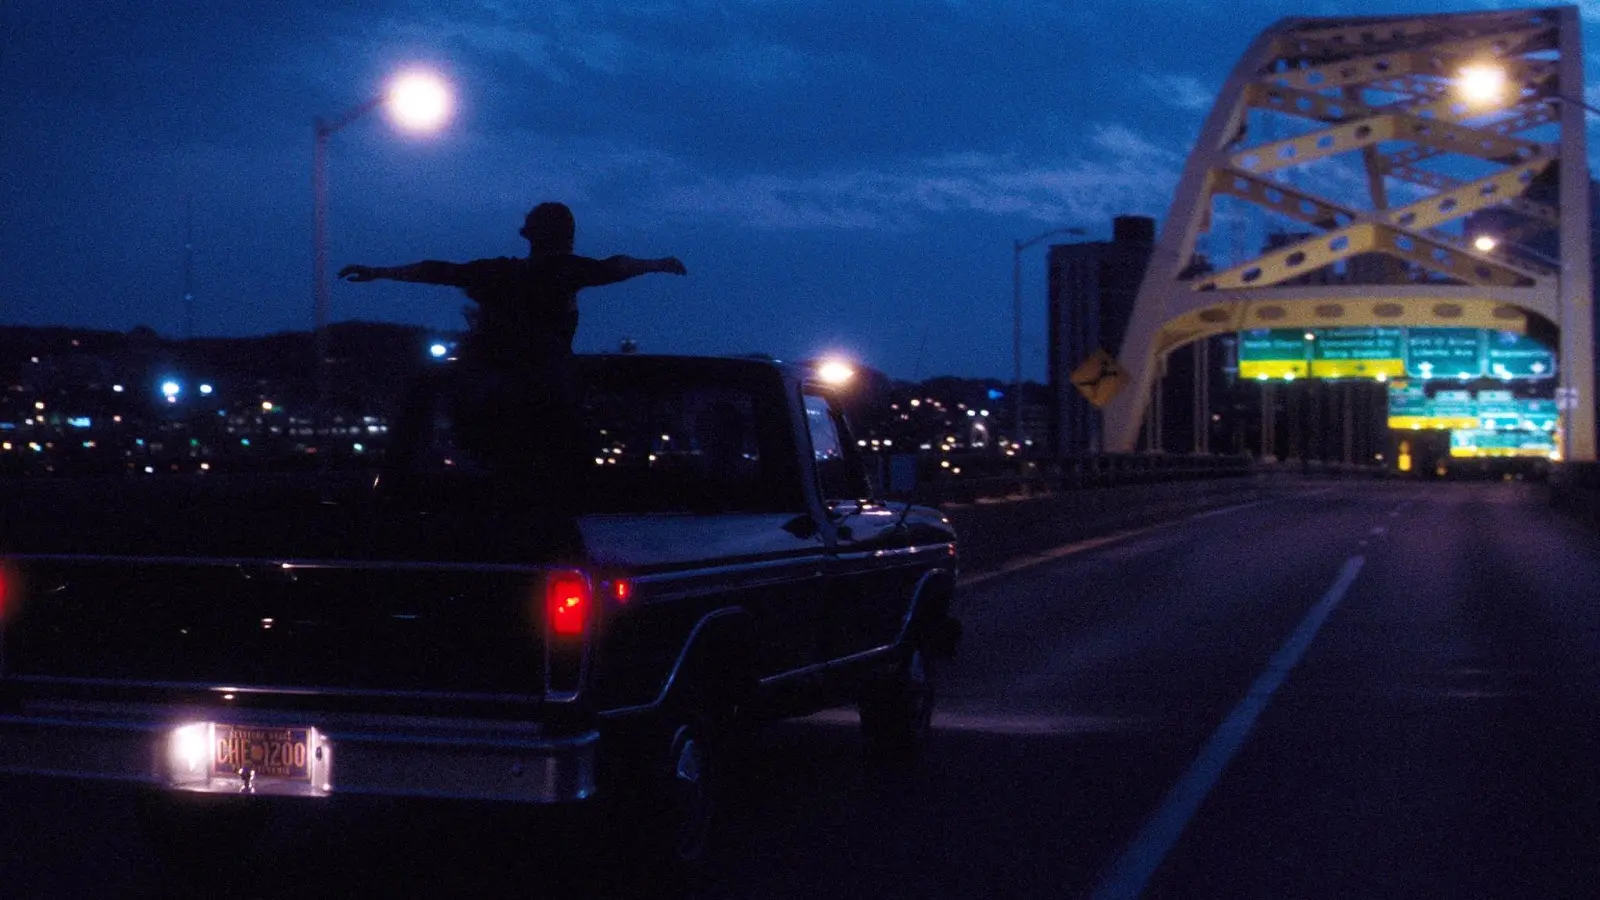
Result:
[605, 688, 727, 883]
[858, 645, 935, 765]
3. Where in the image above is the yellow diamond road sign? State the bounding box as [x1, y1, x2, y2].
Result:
[1071, 348, 1127, 408]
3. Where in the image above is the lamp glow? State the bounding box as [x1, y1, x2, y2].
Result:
[1473, 234, 1499, 253]
[169, 723, 210, 777]
[1457, 64, 1508, 106]
[816, 359, 855, 385]
[387, 71, 452, 132]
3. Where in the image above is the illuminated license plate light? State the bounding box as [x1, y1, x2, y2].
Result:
[164, 723, 333, 796]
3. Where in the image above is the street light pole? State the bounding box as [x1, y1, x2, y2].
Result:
[309, 72, 450, 450]
[1012, 226, 1086, 455]
[311, 96, 384, 447]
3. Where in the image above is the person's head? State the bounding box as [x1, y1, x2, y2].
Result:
[520, 202, 575, 254]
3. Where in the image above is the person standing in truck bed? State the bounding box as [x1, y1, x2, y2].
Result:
[338, 202, 685, 367]
[340, 202, 687, 494]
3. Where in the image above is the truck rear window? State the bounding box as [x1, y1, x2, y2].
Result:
[390, 362, 801, 514]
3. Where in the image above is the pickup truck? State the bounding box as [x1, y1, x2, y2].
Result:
[0, 353, 960, 870]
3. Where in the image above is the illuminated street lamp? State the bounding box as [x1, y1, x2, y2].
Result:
[816, 358, 856, 386]
[312, 68, 453, 439]
[1455, 63, 1594, 461]
[1456, 63, 1509, 106]
[1455, 61, 1600, 117]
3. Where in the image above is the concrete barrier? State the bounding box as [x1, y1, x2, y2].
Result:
[940, 476, 1284, 574]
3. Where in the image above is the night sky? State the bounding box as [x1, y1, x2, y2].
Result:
[4, 1, 1596, 381]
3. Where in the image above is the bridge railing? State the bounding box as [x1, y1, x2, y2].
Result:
[888, 452, 1255, 505]
[881, 451, 1398, 505]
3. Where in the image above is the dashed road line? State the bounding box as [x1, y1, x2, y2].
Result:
[956, 491, 1320, 589]
[1088, 555, 1367, 900]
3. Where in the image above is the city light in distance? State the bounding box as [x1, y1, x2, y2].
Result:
[161, 381, 181, 397]
[199, 384, 213, 395]
[429, 343, 448, 358]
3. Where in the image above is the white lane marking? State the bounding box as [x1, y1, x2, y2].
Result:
[1088, 555, 1366, 900]
[1369, 526, 1387, 537]
[957, 527, 1163, 589]
[800, 707, 1142, 737]
[1186, 499, 1271, 521]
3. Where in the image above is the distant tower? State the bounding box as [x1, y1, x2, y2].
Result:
[1047, 215, 1156, 455]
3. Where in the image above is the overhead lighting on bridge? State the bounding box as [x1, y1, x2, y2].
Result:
[1457, 63, 1508, 106]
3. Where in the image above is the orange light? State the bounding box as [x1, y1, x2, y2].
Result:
[545, 573, 590, 638]
[612, 579, 632, 603]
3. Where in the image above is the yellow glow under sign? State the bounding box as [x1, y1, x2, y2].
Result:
[1310, 358, 1406, 379]
[1239, 359, 1309, 380]
[1387, 415, 1482, 430]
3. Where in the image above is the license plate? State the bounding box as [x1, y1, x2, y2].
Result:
[211, 725, 313, 781]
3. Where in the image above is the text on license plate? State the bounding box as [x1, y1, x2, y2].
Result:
[211, 725, 312, 780]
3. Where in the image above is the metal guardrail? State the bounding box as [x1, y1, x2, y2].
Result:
[893, 453, 1253, 505]
[886, 452, 1396, 505]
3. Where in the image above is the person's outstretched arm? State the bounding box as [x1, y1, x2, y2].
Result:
[572, 255, 687, 288]
[338, 260, 486, 286]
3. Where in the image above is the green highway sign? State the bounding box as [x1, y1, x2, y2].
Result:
[1238, 327, 1556, 383]
[1485, 331, 1557, 380]
[1310, 327, 1404, 378]
[1238, 329, 1310, 379]
[1386, 386, 1560, 432]
[1405, 328, 1483, 379]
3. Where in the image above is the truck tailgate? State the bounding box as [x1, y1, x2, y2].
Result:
[3, 556, 549, 697]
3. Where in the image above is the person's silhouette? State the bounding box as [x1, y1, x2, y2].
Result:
[339, 202, 685, 368]
[341, 203, 686, 499]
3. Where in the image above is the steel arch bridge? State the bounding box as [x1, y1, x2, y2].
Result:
[1102, 5, 1596, 462]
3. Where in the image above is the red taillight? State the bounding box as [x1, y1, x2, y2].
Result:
[0, 563, 12, 622]
[612, 579, 632, 603]
[545, 573, 590, 638]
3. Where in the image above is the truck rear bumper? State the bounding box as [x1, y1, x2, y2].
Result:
[0, 700, 598, 804]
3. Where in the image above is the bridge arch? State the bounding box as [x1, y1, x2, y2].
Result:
[1102, 6, 1594, 461]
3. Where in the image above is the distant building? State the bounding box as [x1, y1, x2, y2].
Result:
[1046, 215, 1155, 455]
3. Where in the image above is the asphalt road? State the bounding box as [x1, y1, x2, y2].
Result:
[5, 479, 1600, 899]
